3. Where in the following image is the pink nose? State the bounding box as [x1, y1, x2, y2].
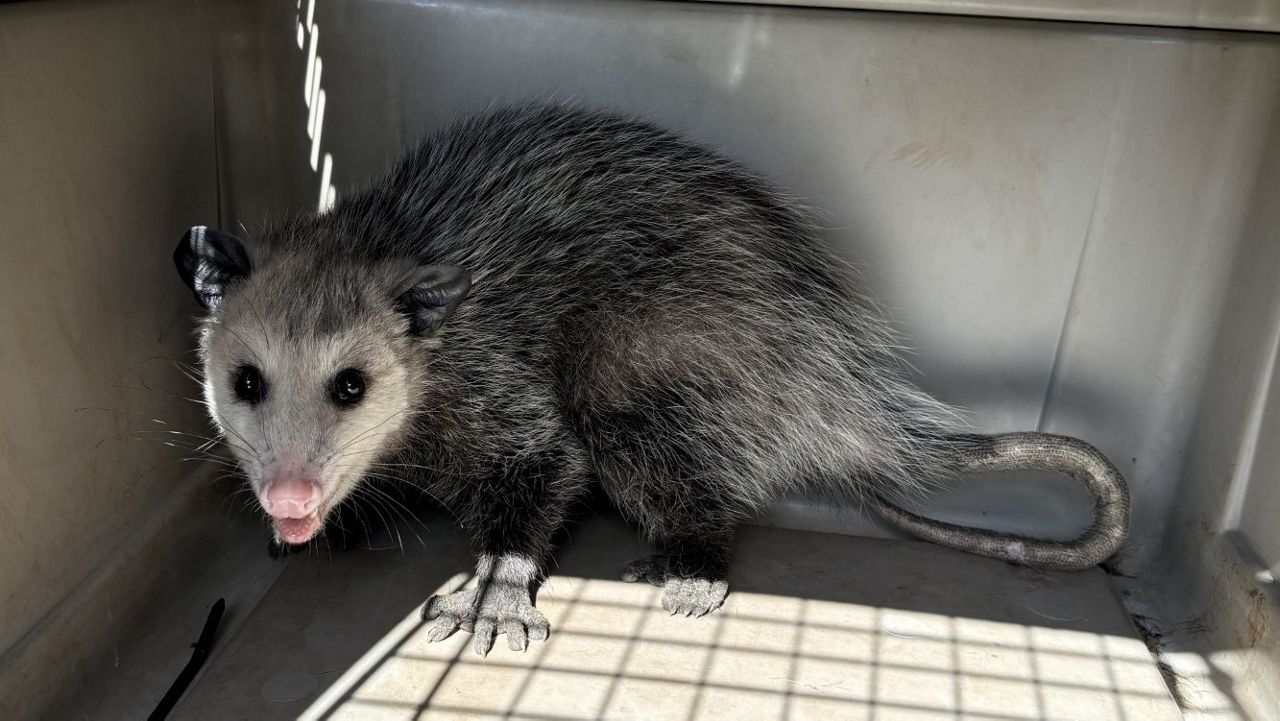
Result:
[262, 478, 321, 519]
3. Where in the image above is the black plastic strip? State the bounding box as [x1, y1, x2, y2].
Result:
[148, 597, 226, 721]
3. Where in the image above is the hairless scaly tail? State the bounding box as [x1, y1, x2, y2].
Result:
[868, 432, 1130, 570]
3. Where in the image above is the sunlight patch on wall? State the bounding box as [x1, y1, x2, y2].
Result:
[297, 0, 337, 213]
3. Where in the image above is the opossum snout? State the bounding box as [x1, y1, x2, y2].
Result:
[262, 478, 321, 519]
[258, 457, 328, 544]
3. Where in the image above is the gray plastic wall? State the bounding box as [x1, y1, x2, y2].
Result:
[0, 0, 1277, 717]
[210, 3, 1280, 714]
[215, 0, 1280, 573]
[0, 0, 214, 666]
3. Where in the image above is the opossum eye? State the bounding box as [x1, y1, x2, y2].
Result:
[232, 365, 266, 405]
[331, 369, 366, 407]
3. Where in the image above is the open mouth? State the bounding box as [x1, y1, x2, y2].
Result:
[273, 511, 323, 545]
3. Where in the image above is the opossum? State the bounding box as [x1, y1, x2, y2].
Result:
[174, 103, 1129, 655]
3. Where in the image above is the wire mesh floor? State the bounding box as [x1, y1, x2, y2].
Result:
[172, 513, 1180, 720]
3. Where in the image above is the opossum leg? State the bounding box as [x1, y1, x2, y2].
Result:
[621, 533, 733, 617]
[424, 448, 587, 654]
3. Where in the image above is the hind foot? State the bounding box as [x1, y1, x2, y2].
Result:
[622, 554, 729, 617]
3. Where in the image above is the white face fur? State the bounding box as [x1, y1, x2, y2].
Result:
[175, 226, 470, 544]
[199, 297, 421, 543]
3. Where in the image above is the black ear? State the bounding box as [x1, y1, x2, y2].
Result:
[396, 265, 472, 336]
[173, 226, 252, 310]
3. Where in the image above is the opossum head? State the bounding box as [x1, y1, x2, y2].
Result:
[173, 226, 470, 544]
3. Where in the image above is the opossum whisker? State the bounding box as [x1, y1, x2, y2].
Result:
[352, 485, 411, 552]
[319, 407, 412, 467]
[359, 477, 430, 538]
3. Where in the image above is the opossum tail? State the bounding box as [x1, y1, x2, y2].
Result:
[867, 432, 1130, 571]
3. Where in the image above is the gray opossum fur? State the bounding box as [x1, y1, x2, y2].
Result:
[176, 103, 1129, 654]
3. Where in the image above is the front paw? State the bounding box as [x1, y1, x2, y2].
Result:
[421, 587, 550, 655]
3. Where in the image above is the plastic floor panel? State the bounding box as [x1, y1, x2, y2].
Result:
[159, 512, 1180, 720]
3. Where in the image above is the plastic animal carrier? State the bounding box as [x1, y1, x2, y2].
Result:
[1, 0, 1277, 719]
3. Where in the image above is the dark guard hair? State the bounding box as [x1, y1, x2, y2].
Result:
[175, 103, 1129, 654]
